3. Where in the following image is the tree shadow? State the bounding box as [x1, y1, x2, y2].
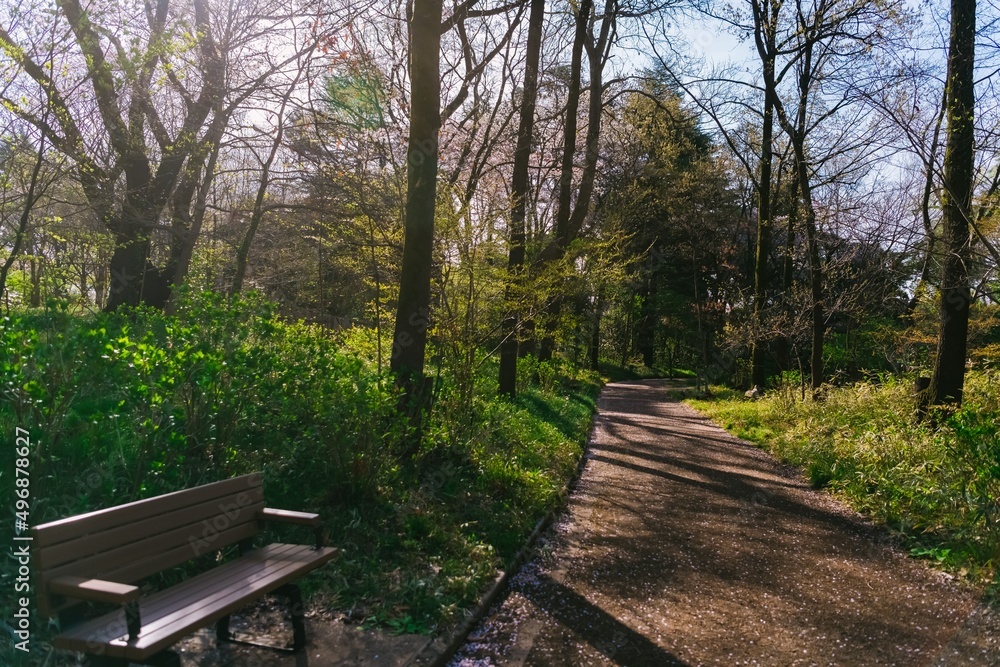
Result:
[519, 392, 581, 440]
[518, 572, 689, 666]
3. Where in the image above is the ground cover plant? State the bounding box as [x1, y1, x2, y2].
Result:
[0, 294, 601, 665]
[687, 375, 1000, 595]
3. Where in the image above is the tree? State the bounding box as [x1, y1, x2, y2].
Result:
[656, 0, 910, 390]
[0, 0, 228, 309]
[748, 0, 781, 391]
[925, 0, 976, 407]
[0, 0, 338, 310]
[499, 0, 545, 398]
[390, 0, 445, 395]
[391, 0, 526, 401]
[595, 80, 742, 376]
[536, 0, 641, 361]
[230, 57, 311, 295]
[770, 0, 906, 393]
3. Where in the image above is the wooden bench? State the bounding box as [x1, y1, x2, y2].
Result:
[32, 473, 339, 666]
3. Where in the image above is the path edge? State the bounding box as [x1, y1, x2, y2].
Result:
[403, 383, 610, 667]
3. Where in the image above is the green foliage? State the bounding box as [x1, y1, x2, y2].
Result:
[596, 76, 744, 378]
[324, 59, 388, 131]
[0, 294, 601, 664]
[0, 292, 401, 509]
[688, 374, 1000, 592]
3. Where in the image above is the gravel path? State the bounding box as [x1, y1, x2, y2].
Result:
[448, 380, 1000, 667]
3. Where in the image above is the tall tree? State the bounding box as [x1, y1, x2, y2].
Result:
[925, 0, 976, 406]
[536, 0, 620, 361]
[749, 0, 781, 390]
[533, 0, 592, 362]
[0, 0, 225, 310]
[0, 0, 336, 310]
[390, 0, 445, 394]
[499, 0, 545, 397]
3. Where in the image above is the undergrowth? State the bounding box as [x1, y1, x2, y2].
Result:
[687, 376, 1000, 595]
[0, 293, 600, 665]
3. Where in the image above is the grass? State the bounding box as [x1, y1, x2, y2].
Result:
[0, 294, 602, 666]
[686, 374, 1000, 595]
[314, 382, 599, 632]
[596, 361, 696, 382]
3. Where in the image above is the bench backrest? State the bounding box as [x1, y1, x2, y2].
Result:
[32, 473, 265, 616]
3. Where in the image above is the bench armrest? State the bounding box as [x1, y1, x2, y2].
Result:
[50, 576, 140, 605]
[259, 508, 321, 527]
[258, 508, 325, 548]
[50, 577, 143, 640]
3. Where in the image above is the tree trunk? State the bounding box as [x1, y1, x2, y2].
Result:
[638, 278, 656, 368]
[749, 0, 779, 391]
[536, 0, 598, 362]
[776, 175, 799, 371]
[105, 223, 154, 311]
[231, 68, 303, 296]
[166, 113, 227, 313]
[94, 260, 108, 310]
[391, 0, 444, 395]
[773, 7, 823, 394]
[926, 0, 976, 407]
[29, 246, 41, 307]
[499, 0, 544, 397]
[789, 83, 823, 393]
[552, 0, 590, 258]
[800, 174, 824, 393]
[589, 295, 601, 370]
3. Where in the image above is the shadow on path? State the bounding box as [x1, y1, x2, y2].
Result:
[518, 573, 689, 667]
[450, 379, 985, 667]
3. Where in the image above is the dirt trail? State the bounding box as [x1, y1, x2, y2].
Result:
[448, 380, 1000, 667]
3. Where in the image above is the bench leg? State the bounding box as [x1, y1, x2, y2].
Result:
[216, 614, 231, 642]
[85, 650, 180, 667]
[144, 651, 182, 667]
[280, 583, 307, 651]
[84, 656, 129, 667]
[213, 585, 306, 653]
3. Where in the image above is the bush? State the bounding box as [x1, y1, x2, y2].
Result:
[0, 292, 402, 513]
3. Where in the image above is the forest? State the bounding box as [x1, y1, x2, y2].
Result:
[0, 0, 998, 662]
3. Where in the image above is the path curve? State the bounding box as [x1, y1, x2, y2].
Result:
[448, 380, 999, 667]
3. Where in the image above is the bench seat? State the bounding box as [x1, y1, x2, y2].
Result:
[54, 542, 338, 661]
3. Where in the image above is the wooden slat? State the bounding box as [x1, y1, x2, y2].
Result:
[41, 502, 263, 589]
[37, 486, 264, 570]
[139, 549, 337, 653]
[53, 544, 339, 660]
[53, 544, 302, 658]
[52, 544, 301, 655]
[64, 545, 304, 655]
[130, 545, 338, 658]
[37, 523, 259, 616]
[32, 474, 262, 548]
[100, 521, 261, 585]
[122, 546, 315, 640]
